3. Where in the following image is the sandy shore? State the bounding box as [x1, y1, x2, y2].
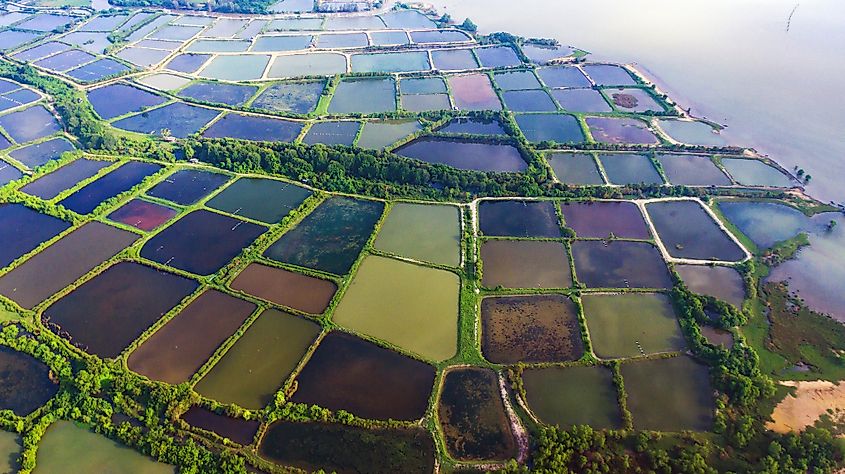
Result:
[767, 380, 845, 434]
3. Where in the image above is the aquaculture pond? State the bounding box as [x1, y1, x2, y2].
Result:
[0, 105, 60, 143]
[230, 263, 337, 314]
[546, 152, 604, 185]
[401, 76, 447, 94]
[0, 203, 70, 268]
[0, 346, 58, 415]
[582, 293, 685, 358]
[657, 153, 731, 186]
[268, 53, 347, 78]
[165, 53, 209, 73]
[250, 80, 324, 114]
[107, 199, 176, 231]
[291, 331, 436, 420]
[202, 55, 270, 81]
[264, 197, 383, 275]
[621, 356, 714, 431]
[410, 29, 470, 44]
[34, 50, 96, 73]
[394, 137, 525, 173]
[12, 42, 69, 62]
[448, 73, 501, 110]
[35, 421, 174, 474]
[206, 177, 311, 224]
[571, 240, 671, 289]
[538, 65, 591, 88]
[370, 30, 410, 46]
[115, 47, 170, 68]
[252, 35, 313, 52]
[581, 64, 637, 86]
[128, 290, 256, 384]
[137, 73, 191, 91]
[522, 366, 622, 429]
[333, 255, 459, 361]
[316, 32, 368, 48]
[140, 209, 267, 275]
[66, 58, 131, 83]
[606, 87, 664, 113]
[481, 295, 583, 363]
[203, 113, 303, 143]
[552, 89, 612, 113]
[302, 120, 359, 145]
[43, 262, 199, 359]
[675, 265, 745, 308]
[515, 113, 583, 143]
[381, 9, 436, 29]
[356, 120, 421, 149]
[112, 102, 219, 138]
[700, 327, 735, 348]
[479, 200, 561, 237]
[259, 422, 435, 474]
[182, 406, 259, 445]
[597, 153, 663, 184]
[328, 78, 396, 114]
[439, 368, 517, 461]
[646, 200, 746, 261]
[9, 137, 75, 169]
[493, 70, 541, 90]
[58, 161, 161, 215]
[657, 119, 726, 146]
[178, 82, 258, 107]
[195, 309, 320, 410]
[437, 117, 506, 135]
[475, 45, 522, 68]
[560, 201, 650, 239]
[430, 48, 478, 71]
[480, 240, 571, 289]
[502, 89, 558, 112]
[717, 200, 827, 249]
[586, 117, 659, 145]
[0, 431, 19, 473]
[0, 161, 19, 186]
[146, 168, 229, 205]
[374, 202, 460, 266]
[720, 158, 794, 188]
[0, 222, 139, 309]
[350, 51, 430, 73]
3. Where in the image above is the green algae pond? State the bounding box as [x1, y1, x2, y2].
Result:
[582, 293, 685, 358]
[194, 309, 320, 410]
[35, 421, 174, 473]
[621, 356, 714, 431]
[374, 202, 460, 267]
[522, 365, 622, 429]
[333, 255, 458, 361]
[438, 367, 517, 461]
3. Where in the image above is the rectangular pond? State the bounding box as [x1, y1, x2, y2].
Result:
[538, 65, 591, 88]
[146, 168, 229, 205]
[128, 290, 256, 384]
[112, 102, 219, 138]
[268, 53, 347, 78]
[182, 406, 259, 445]
[374, 202, 460, 266]
[475, 45, 522, 68]
[250, 80, 325, 114]
[479, 200, 561, 237]
[448, 74, 501, 111]
[203, 113, 304, 143]
[561, 201, 650, 239]
[0, 346, 58, 417]
[350, 51, 430, 74]
[58, 161, 162, 215]
[140, 209, 267, 275]
[0, 222, 139, 309]
[523, 366, 622, 429]
[200, 55, 270, 81]
[597, 153, 663, 185]
[515, 113, 583, 143]
[480, 240, 571, 289]
[230, 263, 337, 315]
[571, 240, 671, 289]
[333, 255, 459, 361]
[302, 120, 360, 146]
[431, 48, 478, 71]
[328, 77, 396, 114]
[676, 264, 745, 308]
[9, 137, 75, 169]
[107, 199, 176, 231]
[0, 203, 70, 268]
[165, 53, 210, 73]
[205, 176, 311, 224]
[502, 89, 558, 112]
[290, 331, 435, 420]
[586, 117, 659, 145]
[394, 137, 525, 173]
[43, 261, 199, 359]
[356, 120, 421, 150]
[263, 197, 383, 275]
[481, 295, 583, 364]
[582, 64, 637, 86]
[195, 309, 320, 410]
[0, 105, 61, 143]
[20, 157, 110, 200]
[88, 83, 166, 120]
[546, 152, 605, 185]
[552, 88, 612, 113]
[657, 153, 731, 186]
[178, 82, 258, 107]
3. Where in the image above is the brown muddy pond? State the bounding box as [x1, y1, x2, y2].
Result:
[181, 406, 259, 445]
[291, 331, 435, 421]
[699, 326, 734, 348]
[259, 421, 435, 474]
[0, 222, 139, 309]
[0, 346, 58, 416]
[480, 240, 571, 289]
[43, 262, 199, 359]
[571, 240, 671, 289]
[478, 200, 561, 237]
[481, 295, 584, 363]
[560, 201, 650, 239]
[128, 290, 257, 384]
[438, 368, 517, 461]
[140, 210, 267, 276]
[230, 263, 337, 314]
